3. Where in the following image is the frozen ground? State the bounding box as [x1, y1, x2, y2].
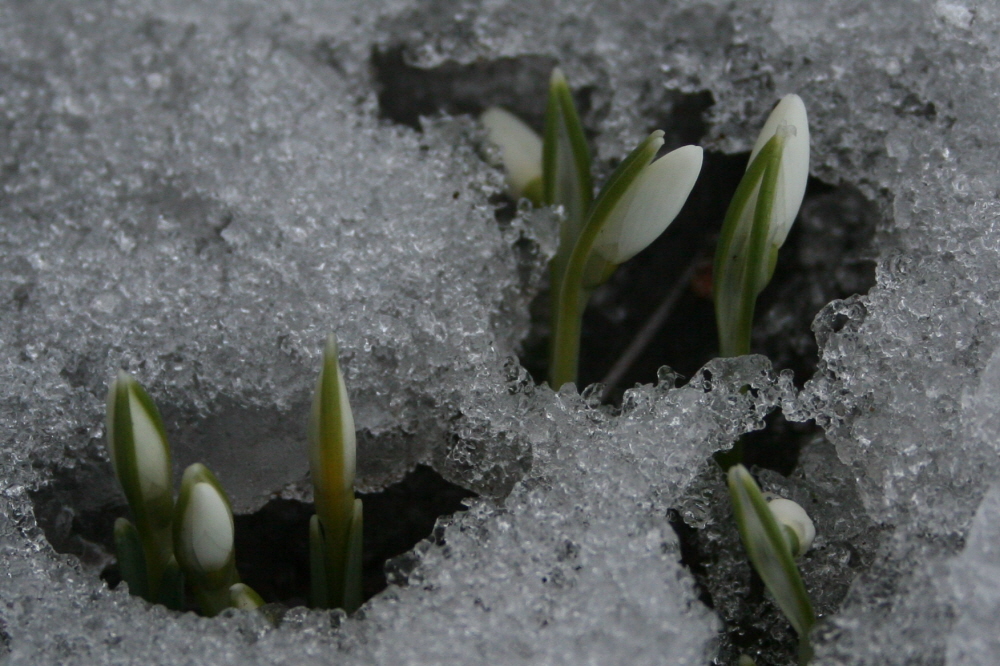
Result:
[2, 0, 1000, 664]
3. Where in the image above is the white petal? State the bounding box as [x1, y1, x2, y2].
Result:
[748, 94, 809, 248]
[182, 482, 234, 575]
[481, 107, 543, 200]
[128, 388, 171, 506]
[592, 145, 703, 263]
[768, 497, 815, 556]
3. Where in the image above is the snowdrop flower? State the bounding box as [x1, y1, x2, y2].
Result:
[106, 371, 172, 513]
[106, 372, 176, 603]
[727, 464, 815, 643]
[481, 106, 544, 203]
[714, 94, 810, 358]
[176, 471, 234, 577]
[768, 497, 816, 558]
[591, 142, 703, 264]
[174, 462, 248, 615]
[747, 94, 810, 250]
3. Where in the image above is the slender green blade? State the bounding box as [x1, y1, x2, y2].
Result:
[713, 136, 783, 357]
[113, 517, 150, 601]
[342, 499, 364, 614]
[157, 557, 186, 611]
[543, 68, 592, 248]
[727, 464, 815, 639]
[309, 514, 329, 609]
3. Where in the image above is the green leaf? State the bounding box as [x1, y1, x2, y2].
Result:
[342, 498, 364, 614]
[543, 68, 593, 249]
[713, 136, 783, 357]
[727, 464, 815, 640]
[156, 557, 186, 611]
[113, 517, 150, 601]
[309, 514, 330, 609]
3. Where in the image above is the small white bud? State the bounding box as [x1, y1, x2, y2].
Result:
[179, 479, 234, 576]
[591, 144, 703, 264]
[747, 94, 809, 249]
[481, 106, 543, 201]
[767, 497, 815, 557]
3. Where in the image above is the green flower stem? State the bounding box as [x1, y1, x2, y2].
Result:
[713, 135, 784, 357]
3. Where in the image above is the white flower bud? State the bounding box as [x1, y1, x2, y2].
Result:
[591, 144, 703, 264]
[481, 106, 543, 201]
[106, 372, 172, 511]
[747, 94, 809, 249]
[178, 478, 234, 576]
[767, 497, 815, 557]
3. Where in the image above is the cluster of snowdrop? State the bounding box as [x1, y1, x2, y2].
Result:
[108, 65, 817, 664]
[107, 336, 360, 616]
[484, 69, 815, 664]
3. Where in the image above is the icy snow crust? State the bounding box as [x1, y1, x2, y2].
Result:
[2, 0, 999, 664]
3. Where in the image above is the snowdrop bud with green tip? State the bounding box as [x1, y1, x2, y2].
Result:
[768, 497, 815, 558]
[591, 144, 703, 264]
[106, 372, 174, 601]
[179, 481, 233, 577]
[481, 107, 543, 203]
[727, 463, 815, 661]
[714, 94, 810, 358]
[174, 463, 243, 616]
[747, 94, 810, 250]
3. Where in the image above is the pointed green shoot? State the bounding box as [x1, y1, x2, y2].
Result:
[113, 517, 150, 600]
[106, 372, 174, 600]
[229, 583, 265, 611]
[309, 334, 360, 611]
[174, 463, 241, 616]
[727, 465, 815, 643]
[543, 68, 593, 246]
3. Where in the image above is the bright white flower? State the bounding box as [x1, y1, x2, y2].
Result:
[591, 144, 703, 264]
[178, 477, 234, 576]
[768, 497, 815, 557]
[481, 106, 543, 201]
[746, 94, 810, 249]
